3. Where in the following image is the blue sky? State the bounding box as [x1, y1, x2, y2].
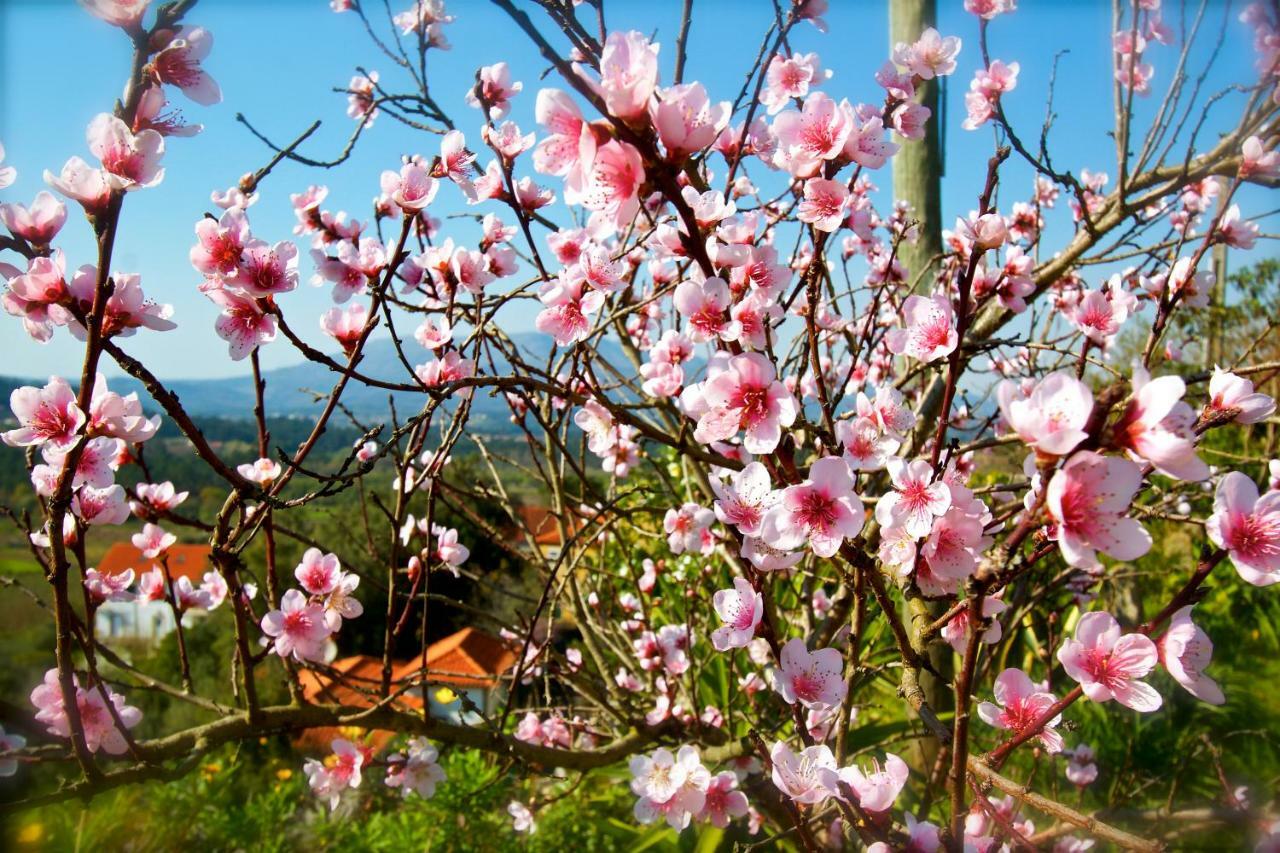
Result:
[0, 0, 1269, 380]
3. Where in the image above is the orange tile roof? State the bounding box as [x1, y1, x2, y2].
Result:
[97, 542, 210, 582]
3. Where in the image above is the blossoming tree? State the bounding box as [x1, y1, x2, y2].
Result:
[2, 0, 1279, 848]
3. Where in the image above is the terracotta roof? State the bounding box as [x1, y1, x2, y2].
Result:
[514, 505, 591, 547]
[423, 627, 519, 688]
[98, 542, 209, 582]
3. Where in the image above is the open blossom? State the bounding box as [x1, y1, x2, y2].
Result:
[886, 294, 958, 362]
[711, 462, 777, 537]
[797, 178, 850, 232]
[466, 61, 522, 119]
[1, 191, 67, 245]
[294, 548, 342, 595]
[535, 268, 605, 345]
[940, 596, 1008, 652]
[651, 82, 729, 157]
[877, 458, 952, 539]
[773, 92, 853, 176]
[347, 71, 379, 125]
[835, 753, 909, 812]
[384, 161, 438, 212]
[238, 457, 282, 485]
[759, 52, 827, 114]
[31, 669, 142, 755]
[320, 303, 368, 355]
[304, 738, 365, 810]
[1240, 134, 1280, 180]
[84, 568, 134, 604]
[978, 668, 1063, 753]
[190, 207, 250, 276]
[837, 417, 900, 471]
[1205, 368, 1275, 425]
[132, 523, 176, 558]
[1058, 611, 1161, 712]
[1206, 471, 1280, 586]
[150, 26, 221, 105]
[1158, 606, 1224, 705]
[87, 113, 164, 191]
[44, 156, 113, 215]
[689, 353, 797, 454]
[664, 503, 714, 555]
[770, 741, 838, 804]
[3, 377, 85, 451]
[699, 772, 749, 828]
[771, 638, 846, 709]
[1112, 367, 1209, 481]
[630, 746, 710, 829]
[1047, 451, 1151, 569]
[507, 801, 536, 833]
[585, 30, 660, 121]
[1069, 286, 1136, 347]
[761, 456, 863, 558]
[997, 371, 1093, 457]
[386, 738, 446, 799]
[434, 525, 470, 570]
[895, 27, 962, 79]
[261, 589, 331, 661]
[1064, 744, 1098, 787]
[206, 286, 276, 360]
[711, 577, 763, 651]
[674, 276, 736, 343]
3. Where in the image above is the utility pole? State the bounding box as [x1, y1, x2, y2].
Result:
[891, 0, 945, 291]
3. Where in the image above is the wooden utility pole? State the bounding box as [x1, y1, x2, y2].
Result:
[891, 0, 945, 290]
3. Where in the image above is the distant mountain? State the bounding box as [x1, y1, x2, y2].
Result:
[0, 332, 636, 426]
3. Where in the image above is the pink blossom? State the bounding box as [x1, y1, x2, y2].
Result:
[323, 572, 362, 629]
[434, 526, 470, 570]
[1064, 744, 1098, 787]
[1240, 135, 1280, 180]
[759, 52, 827, 115]
[132, 523, 176, 559]
[1205, 368, 1275, 424]
[414, 316, 452, 351]
[1158, 606, 1224, 704]
[88, 374, 159, 442]
[894, 28, 963, 79]
[532, 88, 584, 176]
[384, 161, 438, 212]
[320, 303, 368, 355]
[585, 31, 660, 121]
[131, 481, 189, 516]
[997, 371, 1094, 457]
[0, 191, 67, 245]
[711, 577, 763, 651]
[711, 461, 778, 537]
[940, 596, 1008, 652]
[1206, 471, 1280, 585]
[295, 548, 342, 595]
[386, 738, 446, 799]
[977, 668, 1064, 752]
[438, 130, 476, 194]
[891, 102, 932, 141]
[1069, 287, 1136, 347]
[304, 738, 365, 810]
[65, 271, 175, 339]
[466, 61, 522, 119]
[699, 771, 749, 828]
[1112, 368, 1209, 481]
[887, 294, 958, 362]
[150, 26, 221, 105]
[30, 668, 141, 755]
[772, 92, 853, 176]
[663, 503, 714, 555]
[674, 276, 737, 343]
[844, 112, 899, 169]
[347, 72, 379, 125]
[87, 113, 164, 191]
[4, 251, 72, 342]
[0, 142, 12, 189]
[1046, 451, 1152, 569]
[507, 801, 536, 833]
[761, 456, 863, 558]
[190, 207, 250, 276]
[771, 637, 846, 709]
[261, 588, 331, 662]
[3, 377, 85, 451]
[44, 156, 112, 215]
[651, 82, 729, 158]
[83, 0, 150, 29]
[690, 353, 797, 453]
[837, 753, 909, 812]
[74, 484, 132, 526]
[84, 568, 134, 605]
[237, 457, 282, 485]
[483, 121, 535, 161]
[580, 139, 646, 227]
[1058, 611, 1162, 711]
[206, 286, 276, 360]
[769, 741, 837, 804]
[797, 178, 850, 232]
[965, 0, 1017, 19]
[1216, 204, 1258, 250]
[535, 268, 605, 345]
[876, 458, 952, 539]
[629, 745, 710, 829]
[415, 351, 475, 391]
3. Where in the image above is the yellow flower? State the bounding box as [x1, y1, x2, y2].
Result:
[435, 687, 458, 704]
[16, 823, 43, 844]
[276, 768, 293, 781]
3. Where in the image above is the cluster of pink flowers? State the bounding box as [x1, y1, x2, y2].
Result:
[629, 745, 748, 830]
[259, 549, 362, 662]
